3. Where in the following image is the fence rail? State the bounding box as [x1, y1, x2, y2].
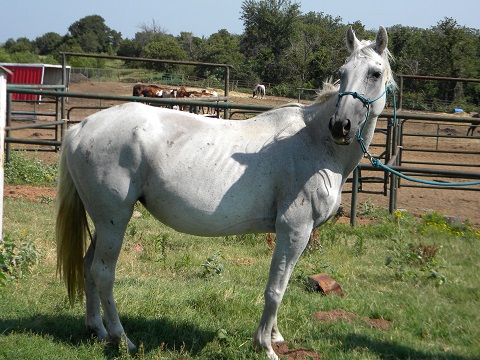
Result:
[5, 86, 480, 226]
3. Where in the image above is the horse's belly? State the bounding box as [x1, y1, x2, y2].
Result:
[142, 191, 276, 236]
[140, 167, 277, 236]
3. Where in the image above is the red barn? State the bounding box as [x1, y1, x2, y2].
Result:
[0, 63, 70, 101]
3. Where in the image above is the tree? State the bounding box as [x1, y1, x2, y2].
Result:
[287, 12, 345, 89]
[0, 47, 12, 62]
[423, 18, 479, 103]
[67, 15, 121, 53]
[177, 32, 204, 61]
[117, 39, 142, 58]
[35, 32, 63, 55]
[3, 37, 35, 54]
[388, 25, 427, 75]
[199, 29, 244, 79]
[240, 0, 301, 83]
[143, 34, 188, 71]
[134, 19, 168, 47]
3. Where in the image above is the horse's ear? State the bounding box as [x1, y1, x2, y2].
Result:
[375, 26, 388, 55]
[346, 25, 360, 53]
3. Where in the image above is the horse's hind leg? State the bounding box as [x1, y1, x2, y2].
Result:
[89, 215, 135, 350]
[84, 233, 108, 341]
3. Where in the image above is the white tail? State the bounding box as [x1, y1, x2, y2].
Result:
[56, 127, 88, 305]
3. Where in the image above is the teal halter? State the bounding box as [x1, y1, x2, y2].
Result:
[336, 83, 480, 186]
[335, 83, 394, 154]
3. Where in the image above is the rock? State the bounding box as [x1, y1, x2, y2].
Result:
[308, 273, 344, 296]
[132, 211, 143, 219]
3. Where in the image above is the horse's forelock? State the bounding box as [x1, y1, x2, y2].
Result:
[347, 42, 396, 88]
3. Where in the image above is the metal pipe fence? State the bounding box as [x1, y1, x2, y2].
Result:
[5, 87, 480, 226]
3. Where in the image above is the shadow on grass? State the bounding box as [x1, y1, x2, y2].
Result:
[331, 333, 477, 360]
[0, 313, 216, 358]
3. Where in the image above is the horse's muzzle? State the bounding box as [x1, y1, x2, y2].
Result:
[329, 117, 351, 144]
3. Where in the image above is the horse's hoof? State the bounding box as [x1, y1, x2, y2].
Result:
[86, 325, 108, 342]
[266, 350, 279, 360]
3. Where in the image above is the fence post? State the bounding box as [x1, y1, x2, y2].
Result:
[350, 167, 359, 226]
[0, 66, 12, 240]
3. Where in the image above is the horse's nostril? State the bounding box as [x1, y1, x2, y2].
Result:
[343, 119, 351, 135]
[328, 117, 333, 131]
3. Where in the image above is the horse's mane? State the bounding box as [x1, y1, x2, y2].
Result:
[313, 79, 340, 104]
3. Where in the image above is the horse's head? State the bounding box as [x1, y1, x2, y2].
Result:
[329, 25, 394, 145]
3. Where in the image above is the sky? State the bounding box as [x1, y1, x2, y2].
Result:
[1, 0, 478, 43]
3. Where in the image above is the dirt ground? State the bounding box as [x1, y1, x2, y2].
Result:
[5, 79, 480, 228]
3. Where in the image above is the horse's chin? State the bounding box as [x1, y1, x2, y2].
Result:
[331, 136, 353, 145]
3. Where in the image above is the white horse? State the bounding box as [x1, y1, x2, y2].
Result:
[56, 25, 393, 360]
[253, 84, 266, 99]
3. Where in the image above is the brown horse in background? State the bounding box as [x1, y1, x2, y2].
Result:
[133, 84, 176, 98]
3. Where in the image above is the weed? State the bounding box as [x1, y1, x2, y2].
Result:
[420, 211, 479, 239]
[353, 233, 365, 256]
[4, 151, 57, 186]
[0, 231, 39, 283]
[385, 237, 446, 285]
[201, 254, 224, 278]
[38, 195, 54, 204]
[174, 253, 193, 271]
[225, 233, 263, 246]
[154, 233, 169, 266]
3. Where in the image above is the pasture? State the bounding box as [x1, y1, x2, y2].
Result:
[2, 38, 479, 357]
[1, 194, 479, 359]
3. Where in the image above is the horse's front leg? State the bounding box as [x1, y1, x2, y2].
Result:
[253, 222, 312, 360]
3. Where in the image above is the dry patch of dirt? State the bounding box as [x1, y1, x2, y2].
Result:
[4, 185, 56, 202]
[273, 341, 321, 359]
[313, 308, 392, 330]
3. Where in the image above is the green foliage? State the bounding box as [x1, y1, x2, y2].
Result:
[382, 211, 471, 285]
[68, 15, 121, 53]
[199, 30, 244, 79]
[0, 232, 39, 285]
[0, 46, 12, 62]
[240, 0, 301, 84]
[385, 237, 446, 285]
[2, 8, 480, 107]
[35, 32, 63, 55]
[143, 34, 188, 72]
[4, 151, 57, 186]
[419, 211, 480, 238]
[201, 254, 224, 278]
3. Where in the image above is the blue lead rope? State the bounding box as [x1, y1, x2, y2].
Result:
[338, 83, 480, 187]
[369, 157, 480, 186]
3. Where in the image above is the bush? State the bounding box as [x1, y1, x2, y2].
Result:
[0, 232, 39, 285]
[4, 151, 57, 186]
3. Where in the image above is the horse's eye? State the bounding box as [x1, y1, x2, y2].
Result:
[373, 71, 382, 79]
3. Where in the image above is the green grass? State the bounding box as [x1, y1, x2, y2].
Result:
[1, 196, 479, 359]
